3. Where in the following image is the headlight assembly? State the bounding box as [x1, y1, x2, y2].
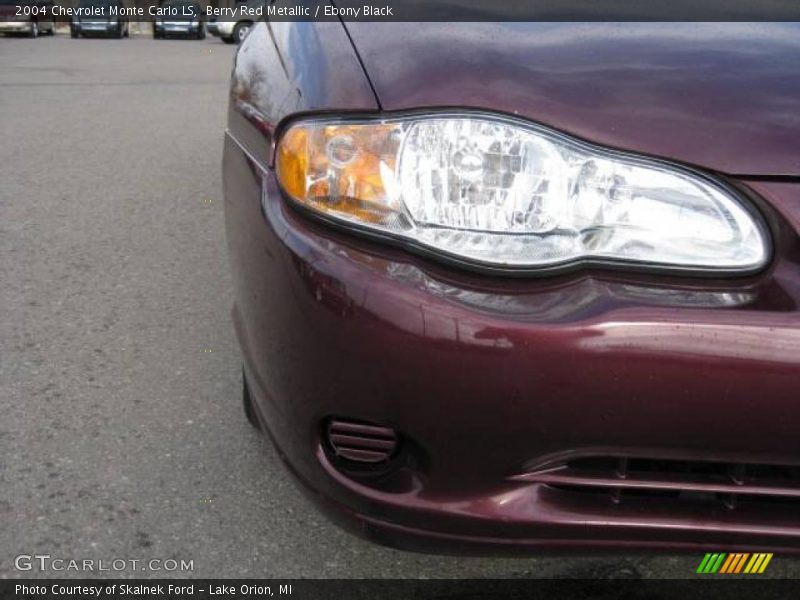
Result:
[275, 113, 769, 275]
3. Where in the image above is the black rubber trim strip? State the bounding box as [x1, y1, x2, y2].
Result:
[735, 175, 800, 183]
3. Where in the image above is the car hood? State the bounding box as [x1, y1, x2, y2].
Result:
[346, 23, 800, 176]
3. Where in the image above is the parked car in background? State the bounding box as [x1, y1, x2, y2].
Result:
[153, 0, 204, 40]
[0, 0, 55, 37]
[71, 0, 129, 38]
[223, 21, 800, 554]
[206, 0, 257, 44]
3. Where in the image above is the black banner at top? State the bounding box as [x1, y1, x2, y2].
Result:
[4, 0, 800, 22]
[315, 0, 800, 21]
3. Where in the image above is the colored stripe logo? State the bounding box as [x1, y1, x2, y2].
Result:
[696, 552, 773, 574]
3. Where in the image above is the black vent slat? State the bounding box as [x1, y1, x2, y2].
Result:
[328, 421, 397, 439]
[329, 433, 397, 451]
[336, 448, 392, 462]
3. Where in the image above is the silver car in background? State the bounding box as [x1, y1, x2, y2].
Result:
[206, 0, 258, 44]
[0, 0, 55, 37]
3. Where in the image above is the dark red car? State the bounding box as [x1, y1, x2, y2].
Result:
[223, 22, 800, 554]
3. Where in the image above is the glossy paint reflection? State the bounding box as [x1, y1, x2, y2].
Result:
[347, 22, 800, 176]
[262, 179, 800, 364]
[228, 21, 378, 164]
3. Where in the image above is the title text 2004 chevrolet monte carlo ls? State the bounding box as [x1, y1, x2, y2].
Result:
[223, 22, 800, 554]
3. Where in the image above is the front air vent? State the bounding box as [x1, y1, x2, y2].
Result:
[326, 418, 399, 464]
[514, 456, 800, 509]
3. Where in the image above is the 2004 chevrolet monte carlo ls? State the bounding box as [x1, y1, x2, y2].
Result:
[222, 21, 800, 554]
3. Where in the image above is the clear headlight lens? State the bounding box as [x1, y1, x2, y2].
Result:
[276, 114, 769, 273]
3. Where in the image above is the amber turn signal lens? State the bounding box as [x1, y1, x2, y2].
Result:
[276, 126, 309, 201]
[276, 122, 404, 225]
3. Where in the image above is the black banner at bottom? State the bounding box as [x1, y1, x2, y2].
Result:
[2, 579, 799, 600]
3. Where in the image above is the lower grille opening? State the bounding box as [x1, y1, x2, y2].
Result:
[517, 455, 800, 509]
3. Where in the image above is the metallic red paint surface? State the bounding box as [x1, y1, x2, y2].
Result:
[223, 22, 800, 552]
[346, 23, 800, 176]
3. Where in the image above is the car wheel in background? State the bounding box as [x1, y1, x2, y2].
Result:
[221, 36, 235, 44]
[70, 28, 78, 38]
[124, 23, 129, 37]
[197, 26, 205, 40]
[114, 23, 123, 38]
[242, 369, 261, 430]
[233, 21, 250, 44]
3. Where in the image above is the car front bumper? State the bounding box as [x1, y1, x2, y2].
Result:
[223, 130, 800, 554]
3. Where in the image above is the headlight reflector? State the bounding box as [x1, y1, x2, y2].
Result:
[276, 114, 769, 273]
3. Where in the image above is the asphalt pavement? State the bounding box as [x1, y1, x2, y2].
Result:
[1, 33, 798, 579]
